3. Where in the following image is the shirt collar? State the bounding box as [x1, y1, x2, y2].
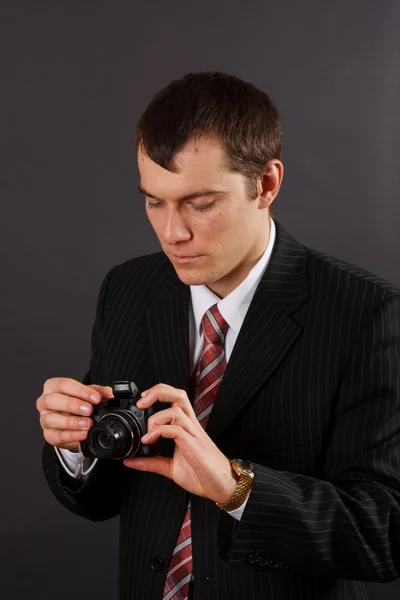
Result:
[190, 218, 276, 336]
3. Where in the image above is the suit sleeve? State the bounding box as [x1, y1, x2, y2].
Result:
[42, 265, 129, 522]
[217, 293, 400, 583]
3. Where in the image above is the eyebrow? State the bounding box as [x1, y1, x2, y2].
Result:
[138, 185, 224, 202]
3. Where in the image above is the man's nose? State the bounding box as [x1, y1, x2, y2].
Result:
[162, 208, 191, 245]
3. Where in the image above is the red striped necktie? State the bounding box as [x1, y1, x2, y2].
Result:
[162, 303, 229, 600]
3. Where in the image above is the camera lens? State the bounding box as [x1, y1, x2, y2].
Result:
[98, 431, 112, 449]
[85, 411, 141, 459]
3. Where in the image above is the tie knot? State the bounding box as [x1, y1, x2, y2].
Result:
[201, 304, 229, 346]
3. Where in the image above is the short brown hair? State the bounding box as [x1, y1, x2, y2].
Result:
[135, 71, 282, 204]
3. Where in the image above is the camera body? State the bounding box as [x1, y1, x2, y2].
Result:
[80, 381, 159, 460]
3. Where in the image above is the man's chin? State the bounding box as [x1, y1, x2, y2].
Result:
[172, 265, 208, 286]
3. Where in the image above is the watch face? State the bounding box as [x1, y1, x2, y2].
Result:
[231, 459, 254, 477]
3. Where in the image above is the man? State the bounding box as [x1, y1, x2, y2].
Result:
[37, 71, 400, 600]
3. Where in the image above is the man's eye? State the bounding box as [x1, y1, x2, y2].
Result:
[147, 201, 214, 212]
[192, 203, 214, 212]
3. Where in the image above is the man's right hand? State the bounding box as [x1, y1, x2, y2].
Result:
[36, 377, 114, 452]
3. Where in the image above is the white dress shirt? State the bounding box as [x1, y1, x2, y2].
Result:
[57, 218, 276, 520]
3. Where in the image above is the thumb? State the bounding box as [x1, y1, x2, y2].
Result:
[123, 456, 172, 479]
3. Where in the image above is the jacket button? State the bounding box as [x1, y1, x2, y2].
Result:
[258, 555, 270, 567]
[279, 561, 289, 570]
[248, 553, 260, 565]
[269, 559, 280, 569]
[150, 556, 164, 571]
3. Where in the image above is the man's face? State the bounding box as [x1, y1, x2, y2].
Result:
[137, 137, 271, 298]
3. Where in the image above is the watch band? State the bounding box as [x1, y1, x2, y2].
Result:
[216, 459, 254, 511]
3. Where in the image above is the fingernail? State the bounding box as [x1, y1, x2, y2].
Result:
[80, 404, 91, 415]
[90, 393, 101, 403]
[141, 390, 149, 396]
[136, 399, 145, 407]
[141, 433, 149, 441]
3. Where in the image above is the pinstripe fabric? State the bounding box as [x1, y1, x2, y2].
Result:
[42, 220, 400, 600]
[163, 305, 229, 600]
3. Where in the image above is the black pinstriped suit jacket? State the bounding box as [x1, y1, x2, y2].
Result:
[43, 220, 400, 600]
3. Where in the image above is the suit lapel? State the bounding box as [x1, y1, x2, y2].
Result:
[146, 274, 191, 395]
[146, 221, 309, 441]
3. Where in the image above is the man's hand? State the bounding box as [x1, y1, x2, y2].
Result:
[36, 377, 114, 452]
[123, 384, 237, 504]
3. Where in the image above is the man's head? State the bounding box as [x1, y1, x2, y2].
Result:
[136, 71, 284, 298]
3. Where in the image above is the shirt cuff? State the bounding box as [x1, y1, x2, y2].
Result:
[54, 446, 98, 478]
[226, 489, 251, 521]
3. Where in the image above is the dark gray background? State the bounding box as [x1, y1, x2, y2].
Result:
[1, 1, 399, 598]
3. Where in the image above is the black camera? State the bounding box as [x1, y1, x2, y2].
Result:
[80, 381, 159, 460]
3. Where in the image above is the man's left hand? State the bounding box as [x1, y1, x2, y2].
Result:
[123, 383, 237, 504]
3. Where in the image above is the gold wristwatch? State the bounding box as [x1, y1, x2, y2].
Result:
[216, 459, 255, 511]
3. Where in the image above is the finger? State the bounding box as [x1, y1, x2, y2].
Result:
[40, 392, 99, 417]
[137, 384, 193, 416]
[141, 424, 201, 456]
[56, 442, 81, 451]
[147, 406, 200, 437]
[43, 377, 105, 405]
[89, 384, 114, 397]
[44, 428, 89, 447]
[41, 411, 93, 431]
[140, 425, 216, 475]
[123, 456, 172, 478]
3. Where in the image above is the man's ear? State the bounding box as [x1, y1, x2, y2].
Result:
[257, 160, 284, 208]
